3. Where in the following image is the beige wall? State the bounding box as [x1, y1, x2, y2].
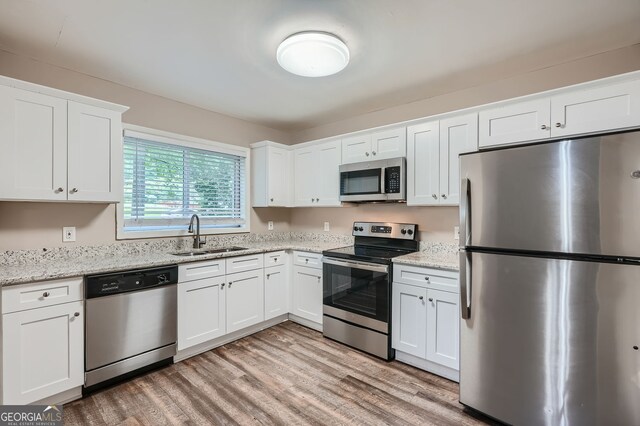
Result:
[1, 45, 640, 250]
[0, 50, 292, 251]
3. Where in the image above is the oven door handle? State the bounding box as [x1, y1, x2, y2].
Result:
[322, 257, 389, 273]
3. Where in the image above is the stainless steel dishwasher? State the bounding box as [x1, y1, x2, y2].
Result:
[84, 265, 178, 393]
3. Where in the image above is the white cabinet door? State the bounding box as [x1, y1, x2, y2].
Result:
[264, 265, 288, 320]
[316, 140, 342, 206]
[551, 79, 640, 138]
[341, 134, 372, 164]
[439, 114, 478, 205]
[392, 282, 427, 358]
[2, 301, 84, 405]
[479, 99, 551, 148]
[371, 127, 406, 160]
[426, 289, 459, 370]
[177, 276, 226, 350]
[226, 270, 265, 333]
[267, 147, 291, 206]
[0, 87, 68, 201]
[291, 265, 322, 324]
[67, 101, 122, 202]
[407, 120, 440, 206]
[293, 146, 316, 206]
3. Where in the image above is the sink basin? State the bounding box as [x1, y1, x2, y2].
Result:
[170, 247, 247, 257]
[203, 246, 247, 254]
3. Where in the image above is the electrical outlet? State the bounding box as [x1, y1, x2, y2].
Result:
[63, 226, 76, 242]
[454, 226, 460, 240]
[268, 221, 274, 231]
[324, 222, 330, 232]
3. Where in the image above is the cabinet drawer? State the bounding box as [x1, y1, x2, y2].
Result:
[225, 254, 264, 274]
[2, 277, 83, 314]
[293, 251, 323, 269]
[179, 259, 226, 282]
[264, 250, 287, 267]
[393, 264, 458, 293]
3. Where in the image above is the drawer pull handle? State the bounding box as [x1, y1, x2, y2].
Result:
[424, 277, 430, 281]
[305, 259, 309, 263]
[74, 312, 80, 317]
[274, 257, 279, 262]
[43, 292, 50, 298]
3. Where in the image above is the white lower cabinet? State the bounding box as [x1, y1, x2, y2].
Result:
[2, 300, 84, 404]
[177, 275, 226, 350]
[291, 265, 323, 325]
[392, 265, 460, 381]
[264, 265, 288, 320]
[226, 269, 265, 333]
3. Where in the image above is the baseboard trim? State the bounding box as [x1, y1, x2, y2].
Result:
[395, 351, 459, 382]
[288, 314, 322, 332]
[38, 386, 82, 406]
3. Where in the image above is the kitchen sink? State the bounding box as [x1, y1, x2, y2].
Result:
[170, 246, 248, 257]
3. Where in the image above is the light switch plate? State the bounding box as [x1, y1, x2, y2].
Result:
[63, 226, 76, 242]
[454, 226, 460, 240]
[324, 222, 330, 232]
[268, 221, 274, 231]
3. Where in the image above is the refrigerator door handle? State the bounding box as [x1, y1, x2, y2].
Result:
[460, 250, 471, 319]
[460, 178, 471, 246]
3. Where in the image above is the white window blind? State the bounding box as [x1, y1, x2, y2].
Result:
[122, 133, 246, 231]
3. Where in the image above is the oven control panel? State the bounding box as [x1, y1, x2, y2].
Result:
[352, 222, 417, 240]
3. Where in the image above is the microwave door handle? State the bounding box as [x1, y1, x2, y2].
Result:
[381, 168, 386, 194]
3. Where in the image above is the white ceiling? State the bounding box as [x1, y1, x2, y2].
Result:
[1, 0, 639, 131]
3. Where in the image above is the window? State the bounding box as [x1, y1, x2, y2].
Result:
[117, 126, 249, 239]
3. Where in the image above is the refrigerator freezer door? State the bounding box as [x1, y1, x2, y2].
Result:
[460, 131, 640, 258]
[460, 252, 640, 426]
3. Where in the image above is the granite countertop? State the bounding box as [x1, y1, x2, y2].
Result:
[0, 240, 347, 287]
[393, 250, 459, 271]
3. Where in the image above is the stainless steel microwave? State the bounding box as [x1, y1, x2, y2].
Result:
[339, 157, 406, 202]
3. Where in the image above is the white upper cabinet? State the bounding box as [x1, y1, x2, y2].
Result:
[0, 87, 68, 201]
[479, 76, 640, 148]
[0, 78, 128, 203]
[251, 142, 292, 207]
[407, 120, 440, 206]
[478, 98, 551, 148]
[67, 101, 122, 202]
[439, 114, 478, 205]
[407, 114, 477, 206]
[293, 139, 341, 207]
[341, 126, 406, 164]
[550, 79, 640, 138]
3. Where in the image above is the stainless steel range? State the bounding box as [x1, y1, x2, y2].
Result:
[322, 222, 418, 360]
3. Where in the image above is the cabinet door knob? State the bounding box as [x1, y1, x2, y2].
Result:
[441, 194, 447, 199]
[55, 187, 64, 193]
[274, 258, 279, 262]
[315, 198, 319, 202]
[631, 170, 640, 179]
[43, 292, 50, 298]
[305, 258, 309, 263]
[221, 283, 225, 289]
[365, 152, 370, 156]
[555, 122, 563, 128]
[266, 274, 270, 279]
[228, 282, 232, 288]
[70, 188, 78, 193]
[419, 296, 424, 300]
[540, 124, 549, 130]
[270, 198, 274, 202]
[432, 194, 438, 199]
[311, 198, 314, 202]
[424, 277, 430, 281]
[74, 312, 80, 317]
[428, 298, 434, 302]
[372, 151, 376, 155]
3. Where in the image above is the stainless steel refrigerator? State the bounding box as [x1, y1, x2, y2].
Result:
[459, 130, 640, 426]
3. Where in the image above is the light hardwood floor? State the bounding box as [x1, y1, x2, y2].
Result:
[65, 321, 495, 425]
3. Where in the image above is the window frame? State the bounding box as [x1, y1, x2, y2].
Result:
[116, 124, 251, 240]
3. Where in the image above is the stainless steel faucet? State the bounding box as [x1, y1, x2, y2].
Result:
[188, 214, 205, 249]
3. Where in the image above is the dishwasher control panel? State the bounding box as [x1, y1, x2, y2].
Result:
[85, 265, 178, 299]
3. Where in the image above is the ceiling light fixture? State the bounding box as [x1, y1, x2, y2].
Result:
[277, 32, 350, 77]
